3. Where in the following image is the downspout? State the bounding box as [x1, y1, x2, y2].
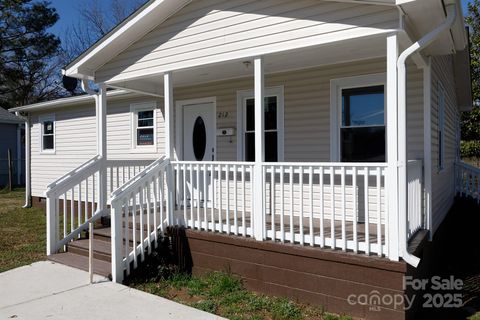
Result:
[18, 112, 31, 208]
[397, 2, 457, 267]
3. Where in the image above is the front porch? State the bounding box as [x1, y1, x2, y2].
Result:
[44, 30, 434, 286]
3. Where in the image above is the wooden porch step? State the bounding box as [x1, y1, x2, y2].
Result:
[68, 238, 112, 262]
[92, 227, 149, 244]
[48, 252, 112, 279]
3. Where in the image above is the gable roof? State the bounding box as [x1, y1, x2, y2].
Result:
[0, 108, 23, 124]
[65, 0, 469, 81]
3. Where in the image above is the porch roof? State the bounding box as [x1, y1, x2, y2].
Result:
[62, 0, 468, 82]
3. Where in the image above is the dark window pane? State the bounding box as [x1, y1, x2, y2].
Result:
[138, 119, 154, 127]
[341, 127, 385, 162]
[246, 99, 255, 131]
[43, 135, 54, 150]
[265, 132, 278, 162]
[245, 132, 255, 161]
[342, 86, 384, 127]
[192, 116, 206, 161]
[245, 132, 278, 162]
[44, 121, 54, 134]
[138, 110, 154, 119]
[137, 128, 154, 146]
[265, 96, 277, 130]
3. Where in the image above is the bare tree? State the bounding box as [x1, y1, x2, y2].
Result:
[61, 0, 145, 64]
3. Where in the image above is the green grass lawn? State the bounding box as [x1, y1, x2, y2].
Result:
[0, 188, 46, 272]
[128, 270, 352, 320]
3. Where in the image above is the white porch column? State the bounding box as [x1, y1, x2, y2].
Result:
[386, 34, 399, 260]
[164, 72, 175, 225]
[253, 57, 265, 241]
[423, 58, 432, 238]
[97, 83, 107, 211]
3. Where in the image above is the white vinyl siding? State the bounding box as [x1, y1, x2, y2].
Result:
[430, 55, 458, 233]
[96, 0, 399, 82]
[30, 97, 165, 198]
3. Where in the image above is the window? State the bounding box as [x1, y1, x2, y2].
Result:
[237, 87, 284, 162]
[330, 74, 386, 162]
[341, 86, 385, 162]
[438, 82, 445, 170]
[131, 102, 156, 151]
[39, 114, 55, 153]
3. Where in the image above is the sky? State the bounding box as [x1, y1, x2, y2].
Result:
[47, 0, 474, 42]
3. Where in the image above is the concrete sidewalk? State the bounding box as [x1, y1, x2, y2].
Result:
[0, 261, 225, 320]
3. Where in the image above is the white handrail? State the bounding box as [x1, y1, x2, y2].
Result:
[110, 156, 168, 202]
[45, 155, 101, 197]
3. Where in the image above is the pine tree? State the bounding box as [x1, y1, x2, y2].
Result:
[0, 0, 61, 109]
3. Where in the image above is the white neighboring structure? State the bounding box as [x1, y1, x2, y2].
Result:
[11, 0, 475, 297]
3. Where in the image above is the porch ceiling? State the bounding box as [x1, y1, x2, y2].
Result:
[108, 34, 387, 93]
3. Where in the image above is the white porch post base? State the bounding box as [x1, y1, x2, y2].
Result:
[110, 203, 124, 283]
[46, 196, 57, 255]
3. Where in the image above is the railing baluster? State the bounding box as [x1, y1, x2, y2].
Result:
[63, 192, 67, 244]
[352, 167, 358, 253]
[77, 182, 82, 235]
[210, 164, 215, 232]
[319, 166, 324, 248]
[226, 164, 230, 234]
[299, 166, 304, 245]
[146, 180, 152, 254]
[152, 174, 158, 248]
[203, 163, 207, 231]
[70, 188, 74, 233]
[139, 186, 145, 262]
[280, 165, 285, 243]
[183, 164, 187, 226]
[376, 167, 382, 256]
[242, 165, 246, 236]
[330, 166, 335, 249]
[159, 171, 164, 233]
[132, 191, 137, 269]
[289, 165, 294, 243]
[196, 163, 201, 229]
[270, 165, 275, 241]
[85, 177, 89, 221]
[234, 164, 238, 235]
[124, 199, 130, 276]
[218, 164, 223, 233]
[309, 166, 313, 247]
[189, 164, 194, 228]
[341, 166, 346, 251]
[364, 166, 370, 255]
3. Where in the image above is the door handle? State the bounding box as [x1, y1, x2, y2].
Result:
[212, 148, 214, 161]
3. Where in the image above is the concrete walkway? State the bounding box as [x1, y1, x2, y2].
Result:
[0, 261, 225, 320]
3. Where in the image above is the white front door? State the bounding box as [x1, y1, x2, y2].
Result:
[182, 103, 215, 161]
[181, 102, 215, 207]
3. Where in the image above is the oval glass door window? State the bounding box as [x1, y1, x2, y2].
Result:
[192, 116, 207, 161]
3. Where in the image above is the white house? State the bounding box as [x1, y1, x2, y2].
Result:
[10, 0, 479, 318]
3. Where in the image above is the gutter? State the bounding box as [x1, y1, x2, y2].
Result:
[17, 112, 31, 208]
[397, 2, 457, 267]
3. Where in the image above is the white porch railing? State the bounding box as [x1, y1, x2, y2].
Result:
[49, 157, 428, 282]
[407, 160, 424, 238]
[45, 156, 103, 255]
[172, 161, 255, 237]
[456, 161, 480, 203]
[45, 157, 155, 256]
[110, 157, 171, 282]
[263, 163, 388, 256]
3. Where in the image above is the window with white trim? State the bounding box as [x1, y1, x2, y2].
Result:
[131, 102, 157, 151]
[438, 82, 445, 170]
[237, 87, 284, 162]
[331, 74, 386, 162]
[39, 114, 55, 153]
